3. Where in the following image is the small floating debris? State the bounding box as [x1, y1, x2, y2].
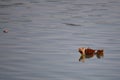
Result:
[78, 47, 104, 62]
[3, 29, 8, 33]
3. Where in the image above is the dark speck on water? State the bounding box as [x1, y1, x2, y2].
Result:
[64, 23, 81, 26]
[0, 0, 120, 80]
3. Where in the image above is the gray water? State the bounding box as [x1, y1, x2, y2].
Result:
[0, 0, 120, 80]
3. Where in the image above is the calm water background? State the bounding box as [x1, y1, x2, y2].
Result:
[0, 0, 120, 80]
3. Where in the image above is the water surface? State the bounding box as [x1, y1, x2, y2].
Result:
[0, 0, 120, 80]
